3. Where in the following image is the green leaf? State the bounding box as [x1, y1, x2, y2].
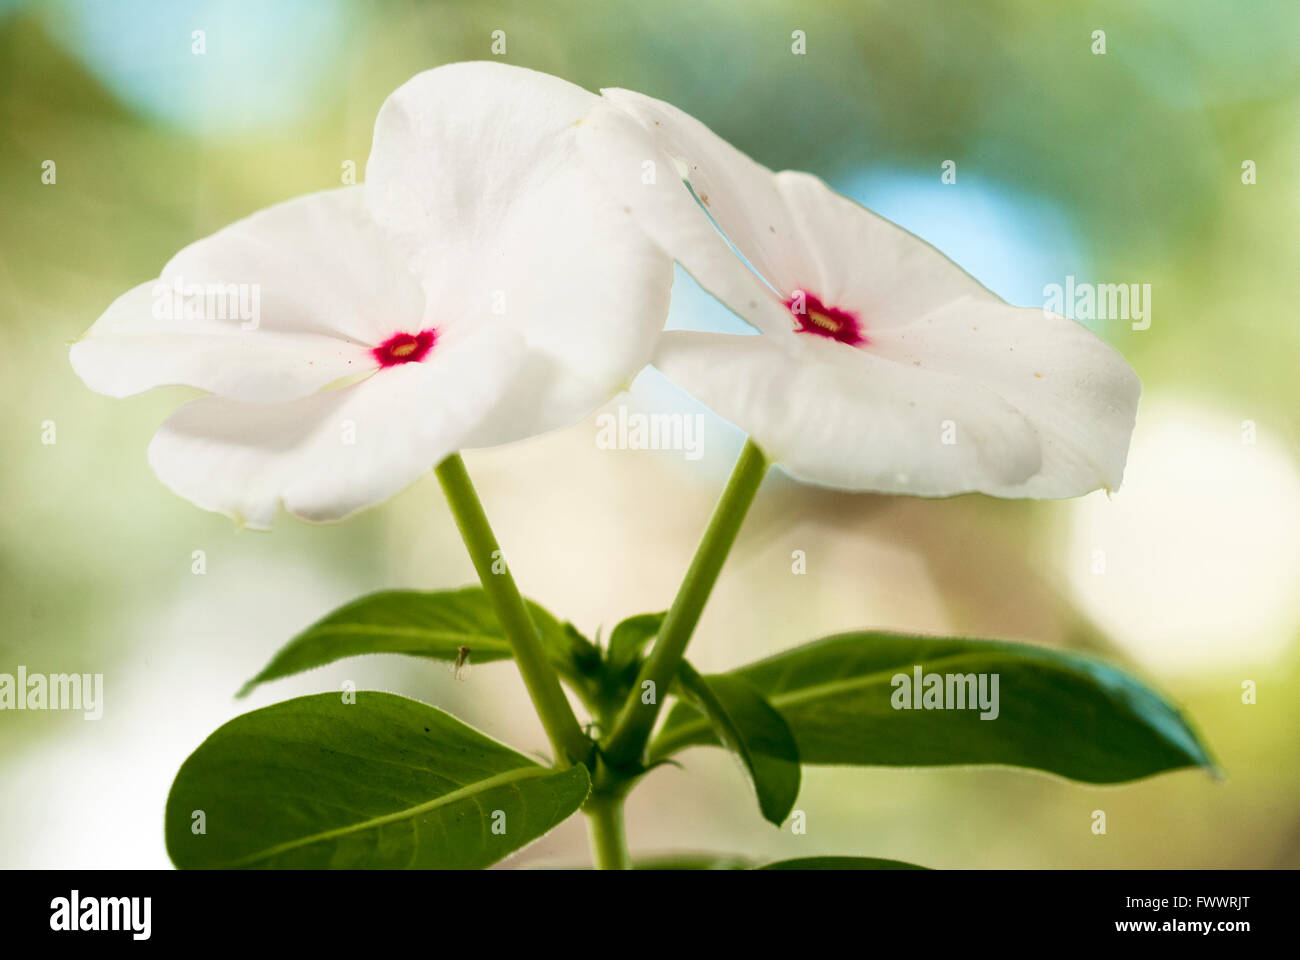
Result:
[758, 856, 928, 870]
[165, 692, 590, 869]
[583, 612, 667, 723]
[675, 661, 800, 826]
[238, 587, 596, 697]
[651, 633, 1214, 784]
[606, 612, 665, 676]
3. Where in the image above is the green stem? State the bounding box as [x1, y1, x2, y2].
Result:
[584, 791, 630, 870]
[435, 454, 590, 768]
[602, 439, 769, 769]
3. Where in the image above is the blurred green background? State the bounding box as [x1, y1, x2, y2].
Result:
[2, 0, 1297, 868]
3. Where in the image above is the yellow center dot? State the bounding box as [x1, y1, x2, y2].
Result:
[390, 341, 418, 357]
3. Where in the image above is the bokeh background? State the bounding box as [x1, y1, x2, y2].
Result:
[2, 0, 1298, 868]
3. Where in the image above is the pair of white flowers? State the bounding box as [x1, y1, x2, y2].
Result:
[70, 62, 1140, 528]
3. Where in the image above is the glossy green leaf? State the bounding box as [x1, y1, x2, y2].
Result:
[583, 612, 667, 723]
[758, 856, 928, 870]
[676, 661, 800, 826]
[166, 692, 590, 868]
[651, 633, 1214, 784]
[238, 587, 596, 697]
[607, 612, 665, 676]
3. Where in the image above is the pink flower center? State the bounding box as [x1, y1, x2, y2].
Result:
[784, 291, 867, 347]
[373, 329, 437, 367]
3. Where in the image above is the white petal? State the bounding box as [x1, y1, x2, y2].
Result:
[147, 323, 526, 529]
[70, 187, 423, 402]
[870, 299, 1141, 496]
[580, 89, 1000, 339]
[772, 171, 1000, 329]
[654, 331, 1043, 496]
[366, 62, 672, 440]
[576, 92, 795, 339]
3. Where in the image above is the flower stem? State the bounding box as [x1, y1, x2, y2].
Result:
[435, 453, 590, 768]
[584, 790, 630, 870]
[602, 438, 769, 770]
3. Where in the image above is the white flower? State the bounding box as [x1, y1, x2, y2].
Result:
[70, 63, 671, 528]
[578, 90, 1141, 498]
